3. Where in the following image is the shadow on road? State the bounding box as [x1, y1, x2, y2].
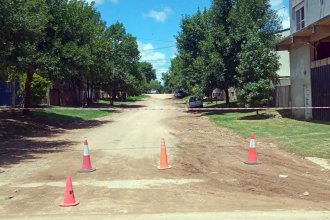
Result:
[0, 139, 77, 167]
[118, 104, 146, 109]
[0, 111, 112, 141]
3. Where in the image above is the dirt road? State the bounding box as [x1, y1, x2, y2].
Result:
[0, 94, 330, 219]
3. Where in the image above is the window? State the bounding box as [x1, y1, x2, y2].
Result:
[296, 6, 305, 31]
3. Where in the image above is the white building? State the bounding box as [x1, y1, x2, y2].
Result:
[276, 0, 330, 121]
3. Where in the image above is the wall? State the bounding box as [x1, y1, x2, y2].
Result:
[0, 82, 11, 105]
[311, 63, 330, 121]
[277, 30, 291, 77]
[278, 51, 291, 77]
[276, 85, 291, 107]
[306, 0, 330, 25]
[290, 0, 330, 34]
[290, 44, 313, 119]
[0, 81, 23, 106]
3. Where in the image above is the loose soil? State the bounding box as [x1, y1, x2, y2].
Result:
[0, 94, 329, 219]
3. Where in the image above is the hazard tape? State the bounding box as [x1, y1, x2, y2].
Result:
[188, 106, 330, 111]
[1, 106, 330, 112]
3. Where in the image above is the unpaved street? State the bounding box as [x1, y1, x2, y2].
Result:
[0, 94, 330, 219]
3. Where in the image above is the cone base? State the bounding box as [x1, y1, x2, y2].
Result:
[60, 201, 80, 207]
[157, 165, 172, 170]
[78, 168, 96, 173]
[244, 161, 262, 165]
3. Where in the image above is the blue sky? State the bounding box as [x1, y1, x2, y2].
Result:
[88, 0, 289, 79]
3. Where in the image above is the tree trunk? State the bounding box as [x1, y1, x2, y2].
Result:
[78, 81, 81, 106]
[208, 94, 213, 103]
[23, 71, 34, 114]
[112, 90, 116, 103]
[123, 92, 127, 101]
[224, 87, 230, 106]
[11, 70, 16, 115]
[110, 90, 116, 106]
[71, 79, 78, 106]
[89, 84, 93, 106]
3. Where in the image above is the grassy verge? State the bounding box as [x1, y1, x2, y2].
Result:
[0, 108, 113, 140]
[124, 94, 149, 102]
[175, 96, 190, 105]
[0, 95, 147, 140]
[96, 94, 149, 106]
[33, 107, 112, 122]
[203, 100, 238, 108]
[207, 110, 330, 159]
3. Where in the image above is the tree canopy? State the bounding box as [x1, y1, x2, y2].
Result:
[166, 0, 281, 107]
[0, 0, 154, 108]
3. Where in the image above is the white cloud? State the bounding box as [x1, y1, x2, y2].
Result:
[109, 0, 118, 4]
[143, 7, 172, 22]
[138, 41, 168, 79]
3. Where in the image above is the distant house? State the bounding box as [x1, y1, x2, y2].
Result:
[211, 88, 236, 102]
[212, 88, 225, 101]
[49, 82, 98, 106]
[276, 0, 330, 121]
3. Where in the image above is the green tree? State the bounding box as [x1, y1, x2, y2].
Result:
[166, 56, 186, 90]
[236, 30, 279, 114]
[175, 9, 209, 93]
[171, 0, 281, 105]
[0, 0, 48, 111]
[19, 71, 51, 105]
[149, 80, 163, 93]
[101, 22, 141, 105]
[230, 0, 281, 50]
[162, 72, 174, 93]
[208, 0, 235, 104]
[138, 62, 156, 83]
[46, 0, 104, 105]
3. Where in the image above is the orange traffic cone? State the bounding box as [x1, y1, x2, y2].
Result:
[60, 176, 80, 207]
[79, 139, 96, 173]
[244, 133, 261, 165]
[158, 138, 171, 170]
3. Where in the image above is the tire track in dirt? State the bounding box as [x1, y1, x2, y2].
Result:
[0, 94, 329, 218]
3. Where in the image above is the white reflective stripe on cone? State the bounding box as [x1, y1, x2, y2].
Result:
[250, 139, 256, 148]
[83, 145, 90, 156]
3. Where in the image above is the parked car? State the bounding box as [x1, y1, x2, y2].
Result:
[187, 96, 203, 108]
[174, 89, 186, 98]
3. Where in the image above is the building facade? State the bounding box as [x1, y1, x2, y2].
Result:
[277, 0, 330, 121]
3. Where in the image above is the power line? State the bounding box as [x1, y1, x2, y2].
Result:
[137, 37, 176, 43]
[140, 60, 172, 64]
[139, 45, 176, 52]
[275, 6, 286, 11]
[140, 59, 171, 61]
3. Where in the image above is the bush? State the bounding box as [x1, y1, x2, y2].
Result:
[19, 71, 51, 105]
